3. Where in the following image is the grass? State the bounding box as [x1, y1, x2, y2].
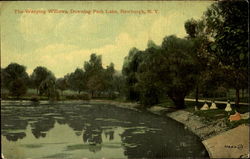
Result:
[187, 88, 249, 103]
[226, 119, 249, 129]
[65, 144, 90, 151]
[1, 88, 91, 101]
[158, 98, 175, 108]
[157, 98, 249, 129]
[184, 100, 249, 128]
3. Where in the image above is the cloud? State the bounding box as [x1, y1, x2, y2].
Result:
[119, 11, 190, 48]
[17, 32, 134, 77]
[17, 11, 112, 47]
[4, 2, 211, 78]
[10, 12, 191, 78]
[18, 10, 55, 42]
[54, 14, 111, 45]
[150, 12, 188, 44]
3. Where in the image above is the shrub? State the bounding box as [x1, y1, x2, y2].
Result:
[64, 93, 90, 100]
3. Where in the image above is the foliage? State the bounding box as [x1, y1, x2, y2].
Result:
[122, 48, 142, 101]
[113, 74, 125, 96]
[184, 18, 223, 104]
[205, 0, 248, 68]
[226, 119, 249, 130]
[39, 76, 59, 100]
[66, 68, 86, 94]
[104, 63, 115, 97]
[122, 37, 199, 108]
[9, 78, 27, 98]
[204, 0, 248, 106]
[160, 36, 198, 108]
[1, 63, 29, 88]
[1, 63, 29, 97]
[56, 78, 68, 95]
[31, 66, 55, 94]
[84, 53, 117, 98]
[84, 54, 104, 97]
[64, 93, 90, 100]
[136, 46, 163, 106]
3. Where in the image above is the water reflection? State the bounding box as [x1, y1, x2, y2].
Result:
[1, 101, 208, 158]
[5, 132, 26, 142]
[30, 118, 55, 139]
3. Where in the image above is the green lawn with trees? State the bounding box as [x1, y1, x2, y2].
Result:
[1, 0, 248, 110]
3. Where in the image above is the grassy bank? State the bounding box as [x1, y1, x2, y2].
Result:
[152, 98, 249, 130]
[185, 101, 249, 129]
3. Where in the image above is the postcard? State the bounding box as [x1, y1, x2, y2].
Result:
[1, 1, 249, 159]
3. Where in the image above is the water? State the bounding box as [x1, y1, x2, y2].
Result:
[1, 100, 208, 159]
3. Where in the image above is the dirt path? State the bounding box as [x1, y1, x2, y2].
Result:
[185, 98, 249, 106]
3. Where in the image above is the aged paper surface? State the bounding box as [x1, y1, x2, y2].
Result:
[1, 1, 249, 159]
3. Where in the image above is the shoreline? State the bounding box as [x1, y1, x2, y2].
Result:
[1, 99, 249, 158]
[147, 106, 229, 139]
[87, 100, 249, 158]
[147, 106, 249, 158]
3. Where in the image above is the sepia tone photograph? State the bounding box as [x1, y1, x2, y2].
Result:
[0, 0, 249, 158]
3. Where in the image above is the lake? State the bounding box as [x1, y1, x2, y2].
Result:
[1, 100, 208, 159]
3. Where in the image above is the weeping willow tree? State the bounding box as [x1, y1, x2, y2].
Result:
[122, 48, 142, 102]
[159, 35, 199, 109]
[39, 76, 59, 100]
[123, 36, 199, 109]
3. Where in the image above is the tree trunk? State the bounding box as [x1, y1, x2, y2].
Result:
[242, 89, 244, 98]
[195, 86, 199, 106]
[172, 96, 185, 109]
[91, 91, 94, 98]
[78, 90, 81, 94]
[235, 88, 240, 108]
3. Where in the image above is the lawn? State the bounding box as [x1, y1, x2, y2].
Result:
[185, 101, 249, 129]
[158, 97, 249, 129]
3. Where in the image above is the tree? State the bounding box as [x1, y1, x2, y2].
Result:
[104, 63, 116, 98]
[9, 78, 27, 98]
[122, 37, 198, 109]
[1, 67, 7, 89]
[204, 0, 248, 107]
[2, 63, 29, 97]
[87, 74, 105, 97]
[122, 48, 142, 101]
[184, 18, 219, 105]
[84, 54, 105, 97]
[136, 42, 163, 106]
[31, 66, 55, 94]
[56, 78, 68, 95]
[39, 76, 58, 100]
[113, 74, 125, 97]
[67, 68, 86, 94]
[84, 54, 103, 76]
[161, 35, 198, 108]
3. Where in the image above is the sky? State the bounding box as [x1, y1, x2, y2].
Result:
[1, 1, 213, 78]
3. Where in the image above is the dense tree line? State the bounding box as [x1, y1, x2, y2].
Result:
[1, 1, 248, 108]
[122, 0, 248, 108]
[122, 36, 200, 108]
[1, 54, 124, 100]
